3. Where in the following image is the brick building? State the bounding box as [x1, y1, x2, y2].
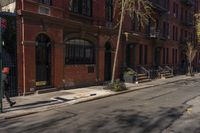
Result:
[15, 0, 199, 95]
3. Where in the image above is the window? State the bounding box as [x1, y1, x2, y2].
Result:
[198, 53, 200, 64]
[139, 45, 143, 64]
[173, 2, 179, 18]
[166, 48, 169, 64]
[163, 22, 166, 37]
[180, 28, 183, 41]
[163, 0, 169, 9]
[185, 30, 187, 39]
[163, 48, 166, 64]
[144, 45, 148, 65]
[173, 25, 175, 40]
[166, 23, 170, 38]
[176, 27, 178, 41]
[181, 7, 184, 21]
[38, 0, 52, 5]
[65, 39, 95, 64]
[132, 12, 141, 32]
[163, 22, 170, 38]
[71, 0, 92, 16]
[172, 48, 175, 64]
[175, 49, 178, 64]
[172, 49, 178, 64]
[172, 25, 178, 41]
[105, 0, 113, 22]
[185, 10, 188, 23]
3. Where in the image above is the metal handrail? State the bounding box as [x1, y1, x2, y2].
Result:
[158, 66, 164, 71]
[140, 66, 150, 79]
[165, 65, 173, 74]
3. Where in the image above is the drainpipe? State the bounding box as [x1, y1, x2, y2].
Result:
[96, 29, 100, 84]
[21, 0, 26, 96]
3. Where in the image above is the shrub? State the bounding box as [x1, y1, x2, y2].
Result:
[105, 79, 127, 92]
[123, 68, 137, 76]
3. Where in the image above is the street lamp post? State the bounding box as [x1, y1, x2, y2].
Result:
[0, 17, 3, 113]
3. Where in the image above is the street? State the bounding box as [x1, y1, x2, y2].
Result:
[1, 78, 200, 133]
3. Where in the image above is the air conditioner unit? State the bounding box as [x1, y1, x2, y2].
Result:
[39, 6, 50, 15]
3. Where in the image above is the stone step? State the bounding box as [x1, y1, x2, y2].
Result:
[160, 71, 170, 74]
[137, 73, 146, 76]
[138, 78, 151, 83]
[165, 74, 174, 78]
[137, 76, 149, 80]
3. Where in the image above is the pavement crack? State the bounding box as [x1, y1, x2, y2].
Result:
[145, 90, 177, 101]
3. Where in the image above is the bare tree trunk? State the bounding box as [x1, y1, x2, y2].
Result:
[190, 61, 192, 75]
[188, 62, 192, 76]
[111, 0, 125, 83]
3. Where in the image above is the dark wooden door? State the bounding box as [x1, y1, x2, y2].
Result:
[104, 43, 112, 81]
[36, 34, 51, 87]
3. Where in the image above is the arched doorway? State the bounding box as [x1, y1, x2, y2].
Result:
[104, 42, 112, 81]
[35, 34, 51, 88]
[154, 47, 161, 66]
[126, 44, 136, 69]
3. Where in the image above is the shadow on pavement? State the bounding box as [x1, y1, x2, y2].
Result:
[3, 100, 63, 112]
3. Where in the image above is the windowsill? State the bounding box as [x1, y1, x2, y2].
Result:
[25, 0, 64, 11]
[64, 64, 96, 67]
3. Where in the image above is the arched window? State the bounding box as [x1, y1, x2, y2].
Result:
[65, 39, 95, 65]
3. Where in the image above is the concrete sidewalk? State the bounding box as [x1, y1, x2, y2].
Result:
[1, 74, 200, 119]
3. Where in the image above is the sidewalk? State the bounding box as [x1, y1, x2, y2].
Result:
[1, 74, 200, 119]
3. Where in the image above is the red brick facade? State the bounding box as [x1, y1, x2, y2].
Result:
[16, 0, 198, 95]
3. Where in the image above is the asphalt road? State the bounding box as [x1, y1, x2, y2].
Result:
[1, 78, 200, 133]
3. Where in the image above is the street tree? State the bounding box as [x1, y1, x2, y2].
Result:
[185, 42, 198, 76]
[111, 0, 153, 83]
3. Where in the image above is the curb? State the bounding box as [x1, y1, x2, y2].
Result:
[73, 76, 194, 104]
[4, 111, 38, 119]
[0, 102, 71, 119]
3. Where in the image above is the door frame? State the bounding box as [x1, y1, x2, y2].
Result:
[104, 42, 112, 81]
[35, 33, 52, 88]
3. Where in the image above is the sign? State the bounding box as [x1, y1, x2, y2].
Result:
[36, 81, 47, 86]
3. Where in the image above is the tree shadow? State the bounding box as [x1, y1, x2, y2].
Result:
[75, 106, 187, 133]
